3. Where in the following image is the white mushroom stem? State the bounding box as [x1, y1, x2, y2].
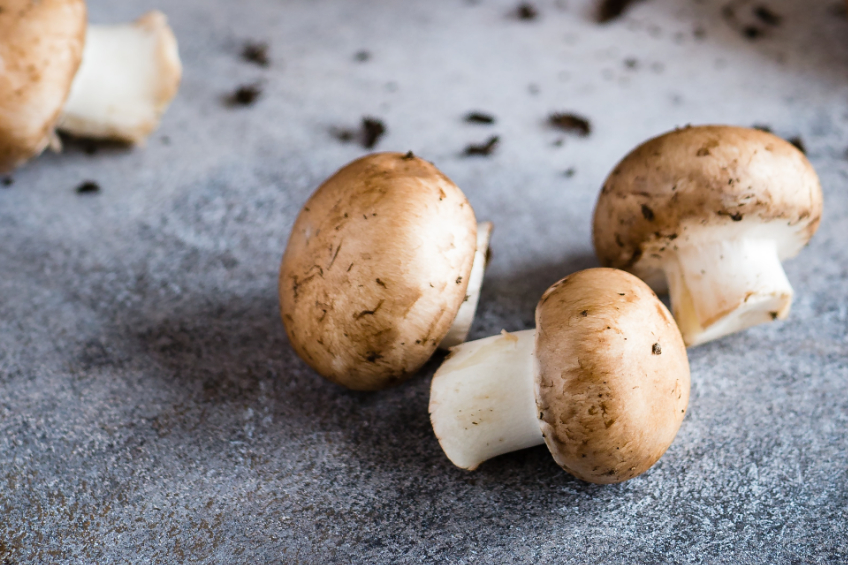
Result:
[57, 12, 182, 144]
[430, 329, 542, 470]
[439, 221, 493, 350]
[663, 238, 793, 347]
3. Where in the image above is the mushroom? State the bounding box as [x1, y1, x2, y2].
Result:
[593, 125, 822, 347]
[0, 1, 182, 172]
[429, 268, 690, 484]
[280, 152, 493, 391]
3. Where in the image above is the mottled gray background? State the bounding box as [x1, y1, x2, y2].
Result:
[1, 0, 848, 563]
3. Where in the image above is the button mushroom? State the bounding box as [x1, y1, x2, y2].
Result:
[593, 125, 823, 346]
[0, 1, 182, 172]
[280, 152, 493, 391]
[429, 268, 690, 484]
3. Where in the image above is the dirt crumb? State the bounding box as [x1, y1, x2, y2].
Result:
[362, 118, 387, 149]
[549, 113, 592, 136]
[354, 50, 371, 62]
[76, 181, 100, 194]
[465, 112, 496, 124]
[598, 0, 642, 23]
[515, 2, 538, 19]
[788, 136, 806, 154]
[241, 41, 270, 67]
[463, 136, 500, 157]
[753, 5, 782, 26]
[332, 117, 387, 149]
[1, 177, 12, 187]
[227, 83, 262, 106]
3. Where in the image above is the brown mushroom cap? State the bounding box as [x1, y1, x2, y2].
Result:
[593, 125, 823, 290]
[280, 152, 478, 391]
[0, 0, 86, 172]
[534, 268, 690, 484]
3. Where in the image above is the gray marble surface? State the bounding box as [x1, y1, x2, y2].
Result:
[2, 0, 848, 563]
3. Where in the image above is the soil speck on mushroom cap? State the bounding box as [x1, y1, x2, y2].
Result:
[1, 177, 13, 187]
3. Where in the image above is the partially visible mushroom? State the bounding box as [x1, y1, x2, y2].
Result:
[0, 0, 86, 171]
[0, 1, 181, 172]
[430, 268, 690, 484]
[57, 11, 182, 144]
[280, 152, 493, 391]
[593, 125, 823, 346]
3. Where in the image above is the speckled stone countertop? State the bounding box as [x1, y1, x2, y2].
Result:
[1, 0, 848, 563]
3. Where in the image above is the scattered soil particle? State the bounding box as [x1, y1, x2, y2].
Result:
[788, 136, 806, 154]
[515, 2, 538, 20]
[362, 118, 386, 149]
[465, 111, 496, 124]
[241, 41, 270, 67]
[564, 168, 576, 177]
[227, 83, 263, 106]
[641, 204, 655, 221]
[548, 113, 592, 136]
[693, 25, 707, 40]
[354, 50, 371, 62]
[723, 3, 776, 40]
[624, 58, 638, 69]
[1, 177, 12, 187]
[463, 136, 500, 156]
[829, 3, 847, 17]
[742, 25, 763, 39]
[333, 128, 356, 143]
[598, 0, 642, 23]
[753, 126, 807, 154]
[75, 181, 100, 194]
[753, 5, 782, 26]
[652, 342, 662, 355]
[333, 117, 387, 149]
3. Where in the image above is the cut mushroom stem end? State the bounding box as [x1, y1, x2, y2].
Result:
[57, 11, 182, 144]
[664, 238, 793, 347]
[439, 221, 494, 350]
[430, 329, 541, 470]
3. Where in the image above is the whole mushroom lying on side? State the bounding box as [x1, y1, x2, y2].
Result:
[0, 0, 182, 172]
[593, 125, 823, 347]
[280, 152, 493, 391]
[430, 268, 690, 484]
